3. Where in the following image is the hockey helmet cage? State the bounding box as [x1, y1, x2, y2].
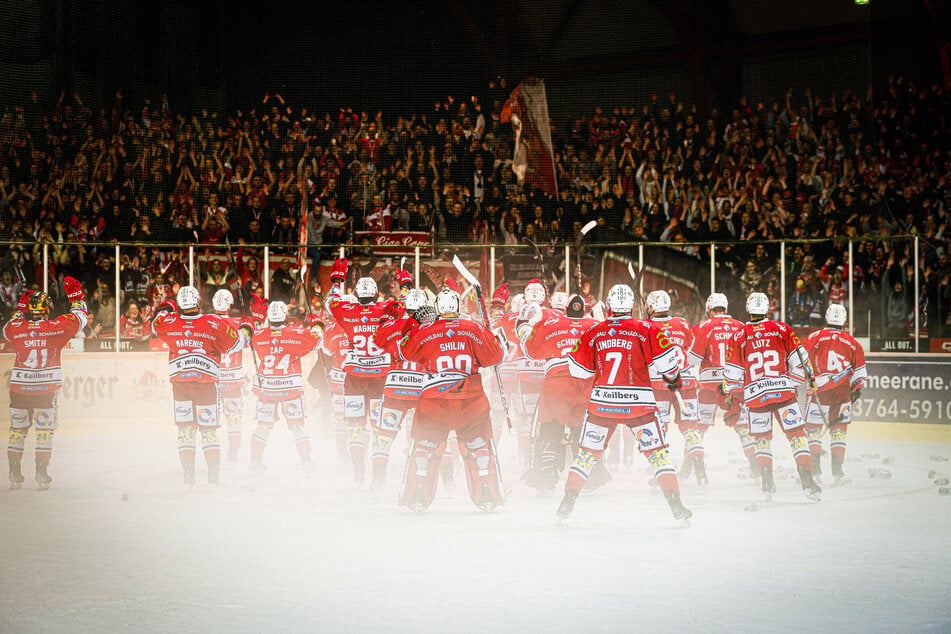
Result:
[212, 289, 234, 313]
[434, 288, 461, 317]
[606, 284, 635, 315]
[510, 293, 526, 314]
[566, 294, 586, 318]
[523, 280, 546, 305]
[27, 292, 52, 318]
[746, 292, 769, 316]
[825, 303, 847, 327]
[645, 290, 671, 315]
[267, 300, 289, 324]
[705, 292, 728, 313]
[355, 277, 378, 301]
[177, 285, 201, 311]
[404, 288, 427, 312]
[550, 291, 569, 312]
[414, 303, 437, 325]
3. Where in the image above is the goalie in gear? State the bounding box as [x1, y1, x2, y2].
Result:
[803, 304, 867, 486]
[395, 291, 506, 513]
[3, 278, 87, 490]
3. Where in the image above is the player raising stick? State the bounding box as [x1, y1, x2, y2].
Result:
[3, 278, 87, 490]
[804, 305, 867, 485]
[559, 284, 692, 526]
[722, 292, 822, 501]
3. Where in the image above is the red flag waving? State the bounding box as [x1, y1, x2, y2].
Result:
[500, 78, 558, 196]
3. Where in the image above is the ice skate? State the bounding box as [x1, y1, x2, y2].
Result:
[35, 463, 52, 490]
[521, 466, 558, 497]
[747, 455, 760, 481]
[692, 454, 709, 488]
[811, 456, 822, 485]
[664, 490, 692, 527]
[831, 457, 850, 486]
[477, 483, 499, 512]
[410, 484, 426, 514]
[678, 455, 694, 480]
[370, 463, 386, 492]
[760, 465, 776, 501]
[798, 465, 822, 501]
[440, 460, 456, 493]
[249, 457, 266, 480]
[9, 458, 24, 490]
[555, 489, 579, 523]
[183, 460, 196, 488]
[207, 465, 220, 486]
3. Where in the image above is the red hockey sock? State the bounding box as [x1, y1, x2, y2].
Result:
[656, 472, 679, 494]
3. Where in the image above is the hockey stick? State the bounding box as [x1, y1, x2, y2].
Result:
[794, 344, 830, 433]
[224, 236, 262, 382]
[521, 236, 547, 286]
[626, 261, 646, 318]
[575, 220, 598, 291]
[452, 254, 514, 433]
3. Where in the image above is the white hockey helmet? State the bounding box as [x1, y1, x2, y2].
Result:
[355, 277, 378, 302]
[825, 303, 847, 327]
[510, 293, 526, 314]
[177, 285, 201, 312]
[549, 291, 569, 312]
[404, 288, 427, 312]
[212, 289, 234, 313]
[267, 300, 289, 325]
[645, 290, 671, 316]
[746, 292, 769, 317]
[606, 284, 635, 315]
[705, 292, 728, 313]
[523, 280, 546, 305]
[434, 288, 461, 317]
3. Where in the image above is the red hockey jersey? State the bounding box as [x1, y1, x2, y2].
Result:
[397, 317, 504, 400]
[646, 316, 696, 392]
[152, 313, 241, 383]
[327, 294, 398, 377]
[374, 315, 423, 401]
[805, 327, 867, 395]
[723, 319, 807, 409]
[250, 325, 322, 401]
[567, 317, 680, 418]
[686, 314, 745, 394]
[521, 312, 598, 394]
[217, 315, 245, 391]
[322, 321, 351, 393]
[3, 304, 87, 394]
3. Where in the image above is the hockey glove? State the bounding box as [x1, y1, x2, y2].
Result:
[850, 388, 862, 403]
[490, 282, 509, 309]
[154, 300, 177, 318]
[395, 269, 414, 291]
[493, 326, 509, 354]
[15, 290, 35, 313]
[238, 321, 255, 341]
[330, 257, 349, 285]
[63, 276, 84, 302]
[381, 301, 404, 323]
[249, 294, 267, 324]
[664, 372, 683, 392]
[444, 277, 462, 294]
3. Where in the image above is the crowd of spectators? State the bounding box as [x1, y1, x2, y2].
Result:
[0, 75, 949, 339]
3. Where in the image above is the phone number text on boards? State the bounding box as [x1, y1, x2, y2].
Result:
[853, 398, 951, 421]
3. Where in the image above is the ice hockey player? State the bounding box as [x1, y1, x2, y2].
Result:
[396, 288, 506, 512]
[722, 292, 822, 501]
[643, 290, 703, 484]
[3, 278, 86, 490]
[369, 287, 429, 490]
[247, 300, 322, 478]
[558, 284, 692, 525]
[685, 293, 755, 481]
[804, 304, 867, 485]
[321, 311, 353, 464]
[211, 289, 247, 463]
[517, 293, 602, 495]
[326, 257, 404, 484]
[152, 285, 244, 486]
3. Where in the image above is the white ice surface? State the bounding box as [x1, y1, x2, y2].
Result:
[1, 419, 950, 633]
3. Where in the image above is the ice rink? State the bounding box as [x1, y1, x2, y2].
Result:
[2, 416, 950, 633]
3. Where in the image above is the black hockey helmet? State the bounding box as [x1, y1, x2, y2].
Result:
[566, 294, 586, 318]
